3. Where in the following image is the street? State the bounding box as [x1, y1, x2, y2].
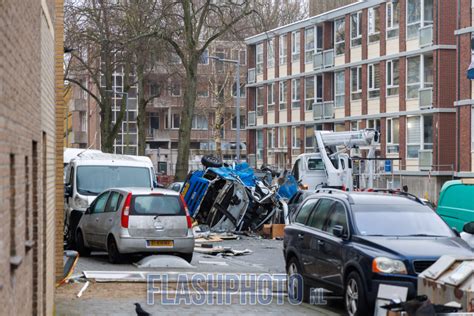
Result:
[57, 236, 345, 315]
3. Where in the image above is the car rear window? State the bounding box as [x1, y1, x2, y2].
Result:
[131, 195, 184, 216]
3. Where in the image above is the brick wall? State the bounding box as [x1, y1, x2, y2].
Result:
[0, 1, 57, 315]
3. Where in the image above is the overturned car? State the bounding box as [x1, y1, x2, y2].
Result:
[181, 157, 298, 232]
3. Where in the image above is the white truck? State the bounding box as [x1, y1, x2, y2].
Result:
[63, 151, 158, 247]
[292, 129, 380, 191]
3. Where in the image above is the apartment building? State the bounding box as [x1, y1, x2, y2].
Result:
[246, 0, 457, 201]
[310, 0, 359, 16]
[0, 0, 59, 314]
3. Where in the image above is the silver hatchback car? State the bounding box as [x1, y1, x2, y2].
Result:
[76, 187, 195, 263]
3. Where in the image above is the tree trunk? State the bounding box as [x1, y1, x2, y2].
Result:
[175, 62, 198, 181]
[136, 55, 147, 156]
[214, 105, 224, 160]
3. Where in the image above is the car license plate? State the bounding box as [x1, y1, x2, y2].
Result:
[148, 240, 173, 247]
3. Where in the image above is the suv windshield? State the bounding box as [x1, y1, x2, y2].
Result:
[352, 204, 454, 237]
[77, 166, 151, 195]
[131, 195, 184, 216]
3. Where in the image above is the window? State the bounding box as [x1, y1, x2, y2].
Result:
[257, 86, 264, 116]
[199, 49, 209, 64]
[407, 56, 420, 99]
[172, 113, 180, 129]
[291, 31, 300, 62]
[386, 118, 400, 153]
[305, 77, 315, 111]
[279, 126, 287, 148]
[305, 125, 315, 148]
[92, 192, 110, 214]
[325, 202, 348, 235]
[291, 79, 300, 108]
[316, 26, 323, 52]
[423, 115, 433, 150]
[149, 83, 161, 97]
[307, 199, 334, 230]
[256, 43, 264, 75]
[198, 85, 209, 97]
[368, 63, 380, 98]
[268, 39, 275, 68]
[351, 66, 362, 100]
[367, 119, 380, 131]
[407, 116, 421, 158]
[351, 121, 360, 131]
[231, 82, 245, 98]
[424, 55, 434, 87]
[295, 199, 318, 225]
[308, 158, 324, 170]
[335, 71, 345, 108]
[268, 128, 275, 149]
[351, 12, 362, 47]
[386, 59, 399, 96]
[240, 50, 247, 66]
[387, 1, 400, 38]
[292, 126, 301, 148]
[368, 7, 380, 42]
[279, 81, 287, 110]
[231, 115, 245, 129]
[334, 18, 345, 55]
[305, 27, 315, 64]
[268, 83, 275, 111]
[192, 114, 208, 130]
[407, 0, 433, 39]
[316, 75, 323, 104]
[148, 113, 159, 135]
[80, 112, 87, 132]
[279, 34, 287, 65]
[105, 192, 122, 212]
[171, 82, 181, 96]
[256, 130, 263, 160]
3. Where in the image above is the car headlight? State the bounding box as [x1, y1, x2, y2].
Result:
[74, 196, 89, 209]
[372, 257, 407, 274]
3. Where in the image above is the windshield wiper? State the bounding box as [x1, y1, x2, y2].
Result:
[404, 234, 443, 237]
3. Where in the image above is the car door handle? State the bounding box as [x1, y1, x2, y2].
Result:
[297, 233, 304, 239]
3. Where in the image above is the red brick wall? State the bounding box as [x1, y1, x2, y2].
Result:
[437, 50, 456, 108]
[437, 113, 457, 171]
[437, 0, 457, 45]
[399, 0, 406, 52]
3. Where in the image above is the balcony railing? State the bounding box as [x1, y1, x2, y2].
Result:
[419, 87, 433, 109]
[313, 52, 323, 70]
[248, 111, 256, 126]
[419, 149, 433, 171]
[419, 25, 433, 47]
[323, 49, 334, 68]
[313, 101, 334, 120]
[248, 68, 256, 84]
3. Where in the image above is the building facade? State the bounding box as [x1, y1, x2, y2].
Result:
[246, 0, 457, 202]
[0, 0, 58, 314]
[309, 0, 359, 17]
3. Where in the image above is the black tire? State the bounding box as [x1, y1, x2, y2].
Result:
[75, 229, 91, 257]
[107, 237, 123, 264]
[344, 271, 369, 316]
[178, 252, 193, 263]
[201, 155, 223, 168]
[65, 211, 83, 249]
[286, 256, 310, 303]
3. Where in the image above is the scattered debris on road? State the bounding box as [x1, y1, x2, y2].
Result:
[133, 255, 195, 269]
[76, 281, 90, 298]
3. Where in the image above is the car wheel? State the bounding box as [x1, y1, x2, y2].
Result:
[286, 256, 310, 303]
[178, 253, 193, 263]
[201, 155, 223, 168]
[75, 230, 91, 257]
[345, 271, 368, 316]
[107, 237, 123, 264]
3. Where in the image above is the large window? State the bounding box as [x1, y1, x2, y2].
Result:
[268, 83, 275, 112]
[367, 119, 380, 132]
[231, 115, 245, 129]
[292, 31, 301, 62]
[279, 81, 287, 110]
[387, 59, 400, 96]
[191, 114, 208, 130]
[292, 126, 301, 149]
[305, 77, 314, 111]
[368, 7, 380, 42]
[291, 79, 300, 108]
[386, 118, 400, 153]
[334, 18, 345, 55]
[368, 63, 380, 98]
[279, 34, 287, 65]
[351, 66, 362, 100]
[257, 86, 264, 116]
[279, 126, 287, 148]
[172, 113, 180, 129]
[256, 43, 264, 75]
[335, 71, 345, 108]
[305, 125, 315, 149]
[407, 56, 421, 99]
[305, 27, 315, 64]
[268, 39, 275, 68]
[268, 129, 275, 149]
[386, 1, 400, 38]
[407, 116, 433, 158]
[351, 12, 362, 47]
[256, 130, 263, 160]
[407, 0, 433, 39]
[423, 115, 433, 150]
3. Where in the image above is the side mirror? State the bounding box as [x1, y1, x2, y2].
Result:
[64, 185, 72, 198]
[333, 225, 345, 238]
[85, 207, 91, 215]
[463, 222, 474, 235]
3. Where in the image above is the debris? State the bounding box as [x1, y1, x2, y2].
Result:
[56, 250, 79, 287]
[76, 281, 90, 298]
[200, 243, 214, 248]
[133, 255, 195, 269]
[192, 225, 211, 239]
[194, 246, 252, 257]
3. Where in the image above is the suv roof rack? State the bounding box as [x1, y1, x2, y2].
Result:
[315, 188, 355, 204]
[370, 188, 426, 205]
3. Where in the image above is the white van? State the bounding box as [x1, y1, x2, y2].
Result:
[64, 151, 157, 247]
[63, 148, 102, 182]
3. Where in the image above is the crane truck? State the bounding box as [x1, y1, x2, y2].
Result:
[291, 129, 380, 191]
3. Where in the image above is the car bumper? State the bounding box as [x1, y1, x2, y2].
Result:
[116, 236, 195, 255]
[367, 274, 418, 305]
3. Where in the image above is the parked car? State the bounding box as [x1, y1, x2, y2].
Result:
[76, 187, 194, 263]
[437, 179, 474, 231]
[167, 182, 184, 193]
[283, 189, 473, 316]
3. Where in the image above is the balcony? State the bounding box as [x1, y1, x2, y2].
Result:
[419, 149, 432, 171]
[323, 49, 334, 68]
[419, 25, 433, 47]
[313, 52, 323, 70]
[419, 87, 433, 109]
[248, 68, 256, 84]
[69, 98, 87, 112]
[248, 111, 256, 126]
[313, 101, 334, 120]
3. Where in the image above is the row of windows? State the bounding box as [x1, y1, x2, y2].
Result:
[149, 113, 246, 131]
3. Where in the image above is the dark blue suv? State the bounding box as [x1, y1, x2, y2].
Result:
[283, 189, 473, 316]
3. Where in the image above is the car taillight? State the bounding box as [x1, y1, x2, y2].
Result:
[121, 193, 132, 228]
[180, 195, 192, 229]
